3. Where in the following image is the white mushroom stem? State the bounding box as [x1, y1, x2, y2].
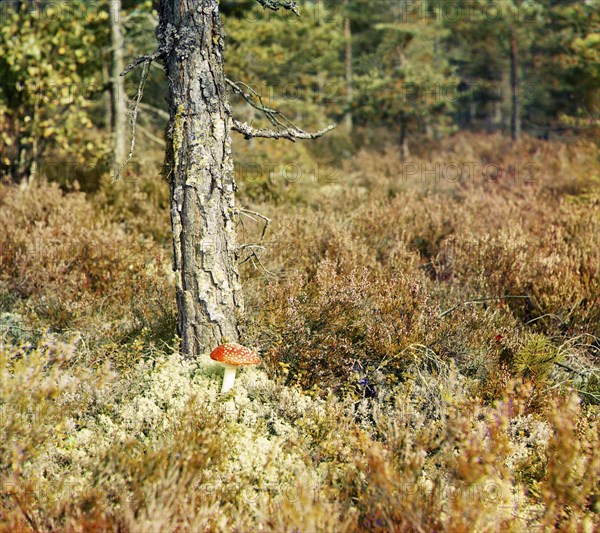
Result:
[221, 364, 237, 393]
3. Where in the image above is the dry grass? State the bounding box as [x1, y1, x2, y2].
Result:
[1, 131, 598, 531]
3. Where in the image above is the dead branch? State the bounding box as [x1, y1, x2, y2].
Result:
[226, 78, 336, 142]
[232, 119, 335, 142]
[256, 0, 299, 15]
[438, 295, 534, 318]
[234, 207, 275, 278]
[226, 78, 290, 130]
[136, 124, 166, 146]
[238, 243, 276, 278]
[116, 46, 165, 178]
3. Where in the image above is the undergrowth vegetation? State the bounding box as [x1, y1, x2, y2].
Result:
[1, 132, 599, 531]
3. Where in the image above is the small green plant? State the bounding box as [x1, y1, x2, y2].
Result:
[514, 334, 561, 379]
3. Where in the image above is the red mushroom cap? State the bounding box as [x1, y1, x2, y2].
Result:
[209, 343, 260, 366]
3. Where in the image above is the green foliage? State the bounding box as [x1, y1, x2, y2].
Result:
[224, 1, 345, 128]
[1, 0, 597, 190]
[441, 0, 599, 136]
[514, 333, 560, 379]
[529, 0, 600, 132]
[353, 7, 458, 138]
[0, 1, 110, 182]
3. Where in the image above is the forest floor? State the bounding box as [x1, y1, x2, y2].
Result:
[1, 131, 599, 531]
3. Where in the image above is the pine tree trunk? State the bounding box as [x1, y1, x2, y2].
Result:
[157, 0, 243, 357]
[110, 0, 127, 166]
[509, 26, 521, 141]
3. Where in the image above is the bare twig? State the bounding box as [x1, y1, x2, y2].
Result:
[121, 51, 160, 76]
[226, 78, 290, 129]
[136, 101, 170, 121]
[115, 58, 151, 179]
[116, 47, 164, 178]
[123, 98, 168, 146]
[226, 78, 335, 141]
[256, 0, 300, 15]
[576, 389, 600, 403]
[524, 313, 566, 326]
[554, 361, 587, 377]
[238, 208, 271, 244]
[234, 207, 275, 278]
[238, 247, 276, 277]
[136, 123, 166, 147]
[123, 9, 158, 27]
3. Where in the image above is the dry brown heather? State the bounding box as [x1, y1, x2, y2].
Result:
[0, 132, 598, 531]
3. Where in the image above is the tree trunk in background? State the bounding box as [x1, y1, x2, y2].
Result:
[103, 61, 112, 134]
[110, 0, 127, 166]
[158, 0, 243, 357]
[486, 99, 503, 133]
[343, 0, 353, 132]
[399, 119, 410, 160]
[509, 26, 521, 141]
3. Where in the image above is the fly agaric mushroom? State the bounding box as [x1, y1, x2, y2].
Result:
[210, 343, 260, 393]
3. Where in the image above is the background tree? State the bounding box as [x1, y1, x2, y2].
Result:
[0, 0, 596, 187]
[219, 1, 345, 199]
[353, 2, 458, 156]
[527, 0, 599, 137]
[110, 0, 127, 167]
[442, 0, 547, 139]
[343, 0, 353, 131]
[224, 1, 344, 131]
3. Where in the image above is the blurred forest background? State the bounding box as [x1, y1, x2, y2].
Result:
[1, 1, 599, 531]
[0, 0, 598, 186]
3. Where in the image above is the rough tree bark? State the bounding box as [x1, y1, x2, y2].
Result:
[110, 0, 127, 166]
[157, 0, 244, 356]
